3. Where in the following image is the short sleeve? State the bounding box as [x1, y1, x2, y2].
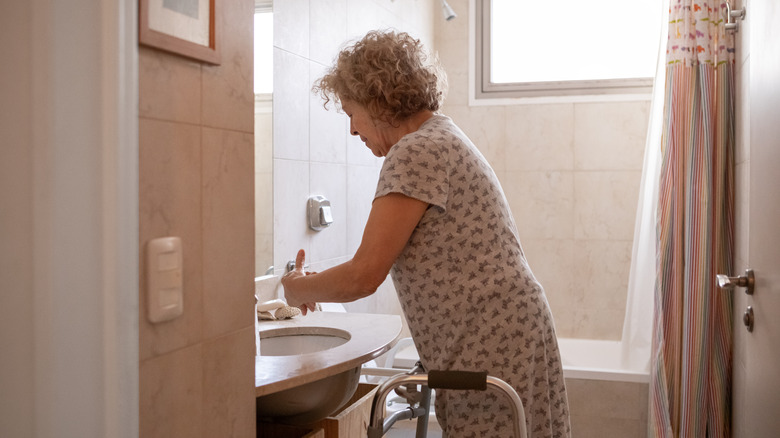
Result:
[375, 136, 449, 211]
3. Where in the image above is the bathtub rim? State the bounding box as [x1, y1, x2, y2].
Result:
[383, 337, 652, 384]
[563, 366, 649, 383]
[557, 337, 650, 383]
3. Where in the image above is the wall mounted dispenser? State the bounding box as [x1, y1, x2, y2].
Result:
[308, 195, 333, 231]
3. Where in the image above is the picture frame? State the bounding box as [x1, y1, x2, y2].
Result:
[139, 0, 221, 65]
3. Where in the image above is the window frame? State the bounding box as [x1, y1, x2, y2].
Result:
[473, 0, 654, 100]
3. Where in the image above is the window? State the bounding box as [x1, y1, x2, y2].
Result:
[254, 4, 273, 95]
[475, 0, 662, 99]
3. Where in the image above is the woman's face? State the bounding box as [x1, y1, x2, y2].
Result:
[341, 100, 395, 157]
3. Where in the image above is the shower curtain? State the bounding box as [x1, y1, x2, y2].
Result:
[621, 0, 669, 373]
[650, 1, 735, 437]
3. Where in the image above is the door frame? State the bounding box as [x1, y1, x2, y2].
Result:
[27, 1, 139, 435]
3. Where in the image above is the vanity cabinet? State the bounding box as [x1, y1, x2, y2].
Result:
[314, 383, 378, 437]
[257, 383, 379, 438]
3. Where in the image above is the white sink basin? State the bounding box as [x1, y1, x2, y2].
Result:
[256, 366, 361, 424]
[255, 312, 402, 425]
[257, 326, 357, 424]
[259, 326, 350, 356]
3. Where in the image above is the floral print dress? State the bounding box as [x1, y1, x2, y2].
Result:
[375, 115, 571, 437]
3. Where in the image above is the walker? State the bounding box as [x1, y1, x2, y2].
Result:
[365, 362, 528, 438]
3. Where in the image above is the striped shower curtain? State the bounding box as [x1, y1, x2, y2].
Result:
[650, 1, 735, 437]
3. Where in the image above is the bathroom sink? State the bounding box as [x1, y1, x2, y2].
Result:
[255, 312, 402, 425]
[257, 326, 357, 423]
[259, 326, 350, 356]
[256, 366, 361, 424]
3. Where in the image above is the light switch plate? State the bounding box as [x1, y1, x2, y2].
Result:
[146, 237, 184, 323]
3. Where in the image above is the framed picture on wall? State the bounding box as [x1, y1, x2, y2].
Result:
[139, 0, 221, 65]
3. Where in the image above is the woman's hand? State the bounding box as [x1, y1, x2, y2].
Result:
[281, 249, 317, 315]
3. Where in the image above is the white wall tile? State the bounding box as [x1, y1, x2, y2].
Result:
[310, 162, 348, 262]
[273, 49, 310, 161]
[273, 0, 436, 319]
[402, 0, 435, 44]
[309, 0, 348, 66]
[273, 158, 311, 270]
[346, 165, 381, 254]
[346, 0, 387, 41]
[347, 130, 384, 166]
[274, 0, 309, 58]
[309, 62, 348, 164]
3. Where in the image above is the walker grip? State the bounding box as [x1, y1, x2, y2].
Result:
[427, 370, 488, 391]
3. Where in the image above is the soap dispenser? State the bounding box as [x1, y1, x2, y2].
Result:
[308, 195, 333, 231]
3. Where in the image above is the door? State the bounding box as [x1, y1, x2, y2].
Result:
[732, 0, 780, 436]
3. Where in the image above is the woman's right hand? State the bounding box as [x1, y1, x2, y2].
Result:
[281, 249, 317, 315]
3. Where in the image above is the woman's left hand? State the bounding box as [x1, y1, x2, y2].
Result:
[281, 249, 317, 315]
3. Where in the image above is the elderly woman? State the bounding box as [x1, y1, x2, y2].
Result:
[282, 30, 570, 437]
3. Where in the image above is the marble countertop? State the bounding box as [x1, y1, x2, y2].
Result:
[255, 311, 402, 397]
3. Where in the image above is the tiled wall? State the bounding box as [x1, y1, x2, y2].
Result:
[271, 0, 434, 330]
[566, 378, 649, 437]
[435, 0, 650, 340]
[271, 0, 648, 341]
[138, 0, 256, 436]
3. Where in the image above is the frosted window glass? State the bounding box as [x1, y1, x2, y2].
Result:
[254, 12, 273, 94]
[490, 0, 661, 84]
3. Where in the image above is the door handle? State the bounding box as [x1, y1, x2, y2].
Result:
[716, 268, 754, 295]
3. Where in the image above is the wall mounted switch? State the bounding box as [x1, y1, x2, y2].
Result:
[146, 237, 184, 323]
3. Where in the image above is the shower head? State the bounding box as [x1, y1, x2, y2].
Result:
[441, 0, 457, 21]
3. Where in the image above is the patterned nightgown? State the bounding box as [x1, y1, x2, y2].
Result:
[375, 114, 571, 437]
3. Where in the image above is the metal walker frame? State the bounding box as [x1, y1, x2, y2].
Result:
[365, 363, 527, 438]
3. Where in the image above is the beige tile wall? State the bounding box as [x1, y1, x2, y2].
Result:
[566, 378, 649, 437]
[138, 0, 256, 436]
[436, 0, 650, 340]
[270, 0, 647, 342]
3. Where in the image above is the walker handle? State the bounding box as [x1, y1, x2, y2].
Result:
[427, 370, 488, 390]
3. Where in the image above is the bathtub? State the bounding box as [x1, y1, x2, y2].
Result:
[558, 337, 650, 437]
[373, 336, 651, 437]
[557, 337, 650, 383]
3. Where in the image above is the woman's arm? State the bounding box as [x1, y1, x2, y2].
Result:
[282, 192, 428, 308]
